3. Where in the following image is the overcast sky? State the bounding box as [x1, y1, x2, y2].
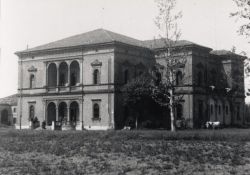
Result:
[0, 0, 249, 100]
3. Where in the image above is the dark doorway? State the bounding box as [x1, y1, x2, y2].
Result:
[58, 102, 67, 121]
[47, 102, 56, 125]
[1, 109, 9, 125]
[70, 101, 79, 122]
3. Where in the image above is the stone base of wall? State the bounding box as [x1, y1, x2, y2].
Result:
[84, 125, 111, 130]
[15, 125, 30, 129]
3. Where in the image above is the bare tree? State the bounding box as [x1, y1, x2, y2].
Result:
[154, 0, 186, 131]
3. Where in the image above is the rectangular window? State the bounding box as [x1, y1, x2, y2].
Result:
[218, 105, 221, 115]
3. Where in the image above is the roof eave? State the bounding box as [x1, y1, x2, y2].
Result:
[152, 44, 212, 52]
[15, 41, 117, 57]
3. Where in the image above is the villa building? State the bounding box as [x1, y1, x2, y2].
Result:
[15, 29, 246, 130]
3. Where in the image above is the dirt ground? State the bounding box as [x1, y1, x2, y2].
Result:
[0, 129, 250, 175]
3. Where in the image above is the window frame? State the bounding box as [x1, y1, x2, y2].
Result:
[93, 69, 100, 85]
[176, 71, 182, 86]
[30, 74, 35, 88]
[92, 100, 101, 121]
[29, 105, 35, 121]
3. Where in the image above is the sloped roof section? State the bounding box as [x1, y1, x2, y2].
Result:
[15, 28, 214, 54]
[16, 29, 144, 54]
[143, 38, 211, 50]
[210, 50, 247, 60]
[211, 50, 237, 56]
[0, 94, 18, 106]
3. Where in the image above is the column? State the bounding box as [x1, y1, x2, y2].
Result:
[56, 62, 60, 87]
[44, 62, 48, 88]
[43, 100, 46, 122]
[67, 61, 71, 86]
[80, 59, 83, 85]
[67, 106, 70, 122]
[79, 99, 83, 130]
[56, 106, 58, 121]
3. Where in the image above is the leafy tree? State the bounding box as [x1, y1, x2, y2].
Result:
[231, 0, 250, 40]
[154, 0, 186, 131]
[122, 74, 155, 129]
[230, 1, 250, 94]
[122, 73, 172, 129]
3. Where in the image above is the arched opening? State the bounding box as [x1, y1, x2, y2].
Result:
[210, 104, 214, 115]
[59, 62, 68, 86]
[138, 71, 143, 76]
[197, 71, 203, 86]
[1, 109, 9, 125]
[93, 103, 100, 119]
[176, 104, 183, 120]
[155, 72, 162, 86]
[30, 74, 35, 88]
[47, 102, 56, 125]
[124, 69, 129, 84]
[58, 102, 67, 122]
[48, 63, 57, 87]
[29, 105, 35, 121]
[70, 61, 80, 86]
[224, 101, 231, 126]
[210, 69, 216, 85]
[93, 69, 100, 84]
[70, 101, 79, 122]
[176, 71, 182, 85]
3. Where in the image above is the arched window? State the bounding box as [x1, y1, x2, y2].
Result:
[226, 105, 229, 115]
[29, 105, 35, 121]
[210, 104, 213, 115]
[176, 104, 183, 120]
[30, 74, 35, 88]
[176, 71, 182, 85]
[93, 103, 100, 119]
[70, 61, 80, 86]
[218, 105, 221, 115]
[138, 71, 143, 76]
[155, 72, 162, 86]
[59, 62, 68, 86]
[48, 63, 57, 87]
[93, 69, 100, 84]
[210, 69, 216, 85]
[197, 71, 203, 86]
[124, 69, 129, 84]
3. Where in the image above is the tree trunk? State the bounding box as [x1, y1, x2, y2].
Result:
[169, 88, 175, 132]
[169, 71, 176, 132]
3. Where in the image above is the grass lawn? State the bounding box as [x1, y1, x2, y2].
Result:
[0, 129, 250, 175]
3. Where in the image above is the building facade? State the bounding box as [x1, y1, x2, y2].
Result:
[15, 29, 246, 130]
[0, 94, 17, 126]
